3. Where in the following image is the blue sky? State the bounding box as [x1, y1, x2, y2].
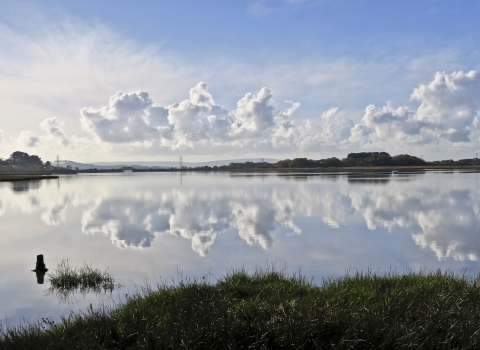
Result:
[1, 0, 480, 162]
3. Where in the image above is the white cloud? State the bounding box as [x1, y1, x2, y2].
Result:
[17, 130, 39, 147]
[80, 82, 308, 152]
[0, 11, 478, 160]
[350, 71, 480, 149]
[4, 69, 480, 161]
[80, 91, 170, 144]
[40, 117, 69, 146]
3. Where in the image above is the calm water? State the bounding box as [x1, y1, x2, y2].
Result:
[1, 171, 480, 325]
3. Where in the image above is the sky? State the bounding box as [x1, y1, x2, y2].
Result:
[1, 0, 480, 162]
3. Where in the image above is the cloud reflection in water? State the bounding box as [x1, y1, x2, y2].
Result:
[2, 173, 480, 261]
[81, 189, 301, 256]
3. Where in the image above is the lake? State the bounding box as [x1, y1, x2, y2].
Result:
[1, 171, 480, 325]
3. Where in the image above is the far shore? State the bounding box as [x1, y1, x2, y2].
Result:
[2, 165, 480, 180]
[76, 165, 480, 173]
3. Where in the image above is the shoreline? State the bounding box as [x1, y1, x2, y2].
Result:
[0, 174, 59, 182]
[2, 268, 480, 348]
[1, 165, 479, 178]
[79, 165, 480, 173]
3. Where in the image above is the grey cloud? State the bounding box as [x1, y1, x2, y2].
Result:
[447, 129, 470, 143]
[40, 117, 69, 146]
[18, 130, 39, 147]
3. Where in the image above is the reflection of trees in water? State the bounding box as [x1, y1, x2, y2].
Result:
[348, 178, 390, 185]
[11, 180, 41, 193]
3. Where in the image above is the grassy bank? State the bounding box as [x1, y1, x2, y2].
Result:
[3, 268, 480, 349]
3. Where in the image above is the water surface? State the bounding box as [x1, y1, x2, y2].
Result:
[1, 171, 480, 325]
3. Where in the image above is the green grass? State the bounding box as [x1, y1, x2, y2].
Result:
[3, 267, 480, 349]
[46, 260, 120, 302]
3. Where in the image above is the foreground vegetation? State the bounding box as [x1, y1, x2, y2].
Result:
[3, 268, 480, 349]
[46, 260, 120, 302]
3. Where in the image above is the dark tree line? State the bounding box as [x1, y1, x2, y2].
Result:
[208, 152, 427, 170]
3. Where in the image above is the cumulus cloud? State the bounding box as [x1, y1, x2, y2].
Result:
[18, 130, 40, 147]
[76, 70, 480, 156]
[40, 117, 69, 146]
[3, 13, 476, 160]
[80, 90, 171, 144]
[80, 82, 309, 152]
[7, 68, 480, 160]
[350, 71, 480, 147]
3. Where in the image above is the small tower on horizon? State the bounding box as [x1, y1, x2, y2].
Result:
[179, 156, 183, 170]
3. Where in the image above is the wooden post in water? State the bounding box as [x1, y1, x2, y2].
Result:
[33, 254, 48, 284]
[36, 254, 47, 272]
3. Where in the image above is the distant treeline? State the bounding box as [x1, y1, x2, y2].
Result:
[4, 151, 480, 173]
[193, 152, 480, 170]
[195, 152, 428, 170]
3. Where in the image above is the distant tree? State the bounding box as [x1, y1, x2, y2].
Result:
[66, 165, 72, 170]
[275, 159, 292, 168]
[28, 155, 43, 166]
[321, 157, 343, 167]
[343, 152, 392, 166]
[8, 151, 43, 167]
[9, 151, 30, 164]
[289, 158, 310, 168]
[45, 161, 52, 168]
[391, 154, 426, 166]
[347, 152, 391, 159]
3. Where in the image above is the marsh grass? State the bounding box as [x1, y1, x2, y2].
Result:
[46, 260, 120, 302]
[4, 266, 480, 349]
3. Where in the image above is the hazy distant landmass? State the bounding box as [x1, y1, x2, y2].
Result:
[61, 158, 280, 170]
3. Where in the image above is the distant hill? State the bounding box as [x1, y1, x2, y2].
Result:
[50, 158, 280, 170]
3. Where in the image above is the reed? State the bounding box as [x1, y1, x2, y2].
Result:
[3, 267, 480, 349]
[46, 260, 119, 301]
